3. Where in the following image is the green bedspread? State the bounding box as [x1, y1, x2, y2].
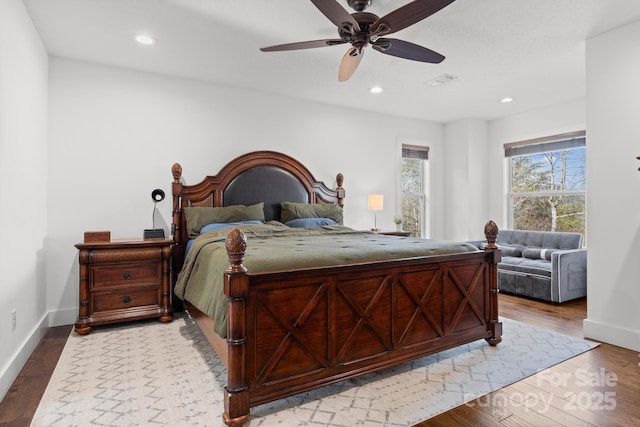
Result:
[174, 222, 479, 337]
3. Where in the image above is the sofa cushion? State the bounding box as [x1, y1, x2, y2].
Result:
[499, 245, 524, 257]
[540, 232, 582, 250]
[482, 229, 587, 303]
[496, 230, 529, 246]
[476, 242, 524, 257]
[497, 229, 583, 250]
[498, 256, 552, 278]
[522, 247, 558, 261]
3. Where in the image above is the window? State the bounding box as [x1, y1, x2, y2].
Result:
[505, 132, 586, 241]
[400, 144, 428, 238]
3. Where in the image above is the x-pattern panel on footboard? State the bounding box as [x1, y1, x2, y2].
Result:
[246, 254, 494, 404]
[170, 152, 501, 426]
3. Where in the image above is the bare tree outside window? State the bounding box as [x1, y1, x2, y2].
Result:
[509, 146, 586, 241]
[400, 149, 426, 238]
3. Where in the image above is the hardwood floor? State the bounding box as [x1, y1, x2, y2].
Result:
[0, 295, 638, 427]
[0, 325, 71, 427]
[417, 294, 640, 427]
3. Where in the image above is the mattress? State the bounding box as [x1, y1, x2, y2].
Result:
[175, 222, 478, 337]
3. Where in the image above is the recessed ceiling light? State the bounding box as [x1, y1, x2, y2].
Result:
[133, 34, 156, 46]
[501, 97, 514, 103]
[370, 86, 383, 94]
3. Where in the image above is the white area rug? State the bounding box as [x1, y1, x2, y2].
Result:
[31, 313, 597, 427]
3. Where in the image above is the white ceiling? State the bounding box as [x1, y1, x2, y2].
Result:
[23, 0, 640, 123]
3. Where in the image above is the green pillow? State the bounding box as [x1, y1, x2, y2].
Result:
[280, 202, 343, 225]
[184, 203, 265, 238]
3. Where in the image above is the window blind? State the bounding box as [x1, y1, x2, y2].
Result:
[504, 131, 585, 157]
[402, 144, 429, 160]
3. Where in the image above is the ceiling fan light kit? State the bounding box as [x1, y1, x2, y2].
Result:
[348, 0, 373, 12]
[260, 0, 455, 81]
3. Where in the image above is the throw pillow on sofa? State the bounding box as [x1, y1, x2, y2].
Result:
[522, 247, 557, 261]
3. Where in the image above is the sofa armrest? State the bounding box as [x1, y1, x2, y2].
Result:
[551, 248, 587, 302]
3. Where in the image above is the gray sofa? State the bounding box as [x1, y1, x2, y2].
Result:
[469, 229, 587, 303]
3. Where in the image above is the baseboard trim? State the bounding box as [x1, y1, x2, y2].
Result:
[0, 307, 76, 402]
[48, 307, 77, 327]
[583, 318, 640, 352]
[0, 312, 48, 402]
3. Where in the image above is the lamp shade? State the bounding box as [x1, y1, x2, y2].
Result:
[368, 194, 384, 211]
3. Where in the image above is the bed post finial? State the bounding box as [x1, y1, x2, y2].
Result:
[172, 163, 182, 183]
[225, 227, 248, 273]
[336, 173, 345, 205]
[484, 220, 498, 249]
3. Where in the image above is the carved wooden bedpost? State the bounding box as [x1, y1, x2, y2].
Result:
[483, 220, 503, 346]
[171, 163, 183, 244]
[336, 173, 345, 206]
[223, 227, 250, 426]
[171, 163, 184, 309]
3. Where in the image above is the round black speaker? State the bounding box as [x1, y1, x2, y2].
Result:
[151, 189, 165, 202]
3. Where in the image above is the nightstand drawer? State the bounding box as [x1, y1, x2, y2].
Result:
[93, 287, 160, 312]
[75, 238, 173, 334]
[91, 263, 160, 288]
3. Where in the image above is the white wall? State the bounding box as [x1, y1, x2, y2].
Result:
[47, 58, 445, 326]
[443, 119, 490, 241]
[9, 9, 634, 403]
[46, 60, 596, 334]
[488, 99, 587, 229]
[583, 20, 640, 351]
[0, 0, 49, 400]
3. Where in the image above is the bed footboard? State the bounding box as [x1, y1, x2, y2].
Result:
[221, 221, 502, 427]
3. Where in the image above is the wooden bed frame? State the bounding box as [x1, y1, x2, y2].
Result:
[171, 150, 502, 426]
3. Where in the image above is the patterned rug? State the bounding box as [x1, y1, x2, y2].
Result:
[31, 313, 597, 427]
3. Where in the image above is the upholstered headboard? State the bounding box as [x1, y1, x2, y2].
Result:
[223, 166, 310, 221]
[170, 150, 345, 284]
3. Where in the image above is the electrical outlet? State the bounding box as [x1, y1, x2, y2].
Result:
[11, 309, 16, 331]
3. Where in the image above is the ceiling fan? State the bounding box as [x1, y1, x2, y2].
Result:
[260, 0, 456, 82]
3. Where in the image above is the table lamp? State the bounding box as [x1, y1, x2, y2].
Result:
[144, 189, 165, 239]
[368, 194, 383, 232]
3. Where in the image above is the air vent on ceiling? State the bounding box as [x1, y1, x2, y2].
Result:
[426, 74, 458, 87]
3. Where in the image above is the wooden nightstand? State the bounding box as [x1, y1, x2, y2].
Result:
[74, 238, 173, 334]
[376, 230, 412, 237]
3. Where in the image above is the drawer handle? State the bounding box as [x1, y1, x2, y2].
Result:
[123, 272, 132, 280]
[123, 296, 132, 304]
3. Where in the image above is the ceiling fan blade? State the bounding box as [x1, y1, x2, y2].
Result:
[338, 47, 364, 82]
[372, 38, 444, 63]
[260, 39, 346, 52]
[371, 0, 455, 37]
[311, 0, 360, 32]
